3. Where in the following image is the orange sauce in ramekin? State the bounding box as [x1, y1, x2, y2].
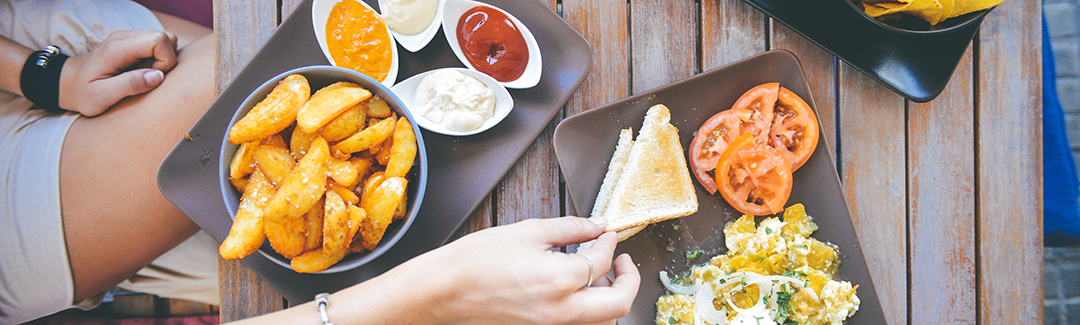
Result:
[326, 0, 393, 82]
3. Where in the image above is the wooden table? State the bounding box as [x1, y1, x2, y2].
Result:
[213, 0, 1043, 323]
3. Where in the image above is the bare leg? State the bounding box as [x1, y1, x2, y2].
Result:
[60, 33, 215, 303]
[150, 9, 212, 49]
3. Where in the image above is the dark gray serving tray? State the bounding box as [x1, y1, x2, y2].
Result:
[743, 0, 991, 102]
[554, 50, 886, 324]
[158, 0, 591, 303]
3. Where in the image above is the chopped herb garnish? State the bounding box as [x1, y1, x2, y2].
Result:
[673, 224, 681, 230]
[792, 244, 808, 249]
[765, 227, 772, 234]
[668, 316, 676, 324]
[776, 291, 794, 319]
[686, 248, 704, 261]
[755, 316, 764, 325]
[757, 256, 765, 262]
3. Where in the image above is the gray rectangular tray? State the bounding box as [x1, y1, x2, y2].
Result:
[554, 50, 886, 324]
[157, 0, 591, 303]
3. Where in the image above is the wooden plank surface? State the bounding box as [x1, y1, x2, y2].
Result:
[213, 1, 288, 322]
[211, 0, 1045, 323]
[839, 63, 908, 325]
[701, 0, 765, 70]
[976, 0, 1044, 323]
[560, 0, 629, 215]
[630, 0, 697, 92]
[908, 47, 977, 324]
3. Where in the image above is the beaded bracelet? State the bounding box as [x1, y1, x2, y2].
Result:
[20, 45, 68, 113]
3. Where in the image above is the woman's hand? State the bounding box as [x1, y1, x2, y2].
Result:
[58, 30, 178, 116]
[230, 216, 641, 325]
[408, 216, 640, 324]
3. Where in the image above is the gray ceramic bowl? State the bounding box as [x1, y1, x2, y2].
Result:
[218, 66, 427, 274]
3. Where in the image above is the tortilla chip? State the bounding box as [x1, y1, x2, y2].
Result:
[863, 0, 943, 24]
[949, 0, 1005, 19]
[861, 0, 1006, 26]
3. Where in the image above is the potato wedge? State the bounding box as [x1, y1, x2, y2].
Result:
[322, 190, 350, 255]
[297, 82, 372, 133]
[264, 137, 330, 222]
[330, 116, 396, 156]
[321, 103, 367, 142]
[328, 156, 361, 188]
[393, 197, 407, 221]
[328, 180, 360, 206]
[228, 74, 310, 144]
[219, 169, 274, 260]
[365, 95, 392, 118]
[385, 118, 417, 178]
[263, 134, 287, 148]
[303, 198, 325, 252]
[346, 205, 366, 241]
[290, 126, 318, 159]
[264, 216, 307, 259]
[351, 156, 375, 186]
[361, 171, 386, 200]
[349, 236, 367, 254]
[229, 140, 261, 180]
[359, 177, 407, 250]
[229, 177, 248, 193]
[253, 145, 297, 186]
[291, 246, 348, 273]
[375, 136, 393, 166]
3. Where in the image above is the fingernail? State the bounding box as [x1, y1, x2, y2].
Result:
[144, 70, 164, 86]
[588, 215, 607, 227]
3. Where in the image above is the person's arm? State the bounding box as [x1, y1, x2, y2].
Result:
[0, 30, 179, 117]
[231, 216, 641, 325]
[0, 36, 34, 97]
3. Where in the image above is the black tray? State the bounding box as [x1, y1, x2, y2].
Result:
[554, 50, 886, 324]
[157, 0, 591, 303]
[745, 0, 991, 102]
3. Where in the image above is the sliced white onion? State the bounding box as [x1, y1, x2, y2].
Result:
[695, 283, 729, 325]
[660, 271, 700, 295]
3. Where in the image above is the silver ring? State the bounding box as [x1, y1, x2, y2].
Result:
[577, 254, 594, 287]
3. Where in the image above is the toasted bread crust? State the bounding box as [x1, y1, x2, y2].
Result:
[602, 104, 698, 233]
[591, 129, 634, 218]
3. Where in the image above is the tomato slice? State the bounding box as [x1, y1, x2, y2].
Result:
[715, 132, 792, 215]
[688, 109, 755, 194]
[768, 87, 819, 171]
[731, 82, 779, 144]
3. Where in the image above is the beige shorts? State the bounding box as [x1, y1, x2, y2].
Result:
[0, 0, 218, 323]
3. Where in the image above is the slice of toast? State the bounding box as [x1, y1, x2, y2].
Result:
[591, 128, 634, 219]
[601, 104, 698, 232]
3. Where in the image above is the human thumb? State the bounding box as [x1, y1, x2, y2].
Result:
[106, 68, 165, 99]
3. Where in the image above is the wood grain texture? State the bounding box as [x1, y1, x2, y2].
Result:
[491, 0, 560, 228]
[213, 0, 278, 94]
[838, 63, 907, 325]
[561, 0, 630, 215]
[214, 0, 287, 322]
[453, 195, 494, 240]
[976, 0, 1044, 323]
[496, 117, 562, 225]
[770, 22, 838, 157]
[908, 47, 976, 325]
[701, 0, 765, 70]
[630, 0, 697, 93]
[562, 0, 630, 116]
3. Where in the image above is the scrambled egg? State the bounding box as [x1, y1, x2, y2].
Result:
[656, 204, 860, 325]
